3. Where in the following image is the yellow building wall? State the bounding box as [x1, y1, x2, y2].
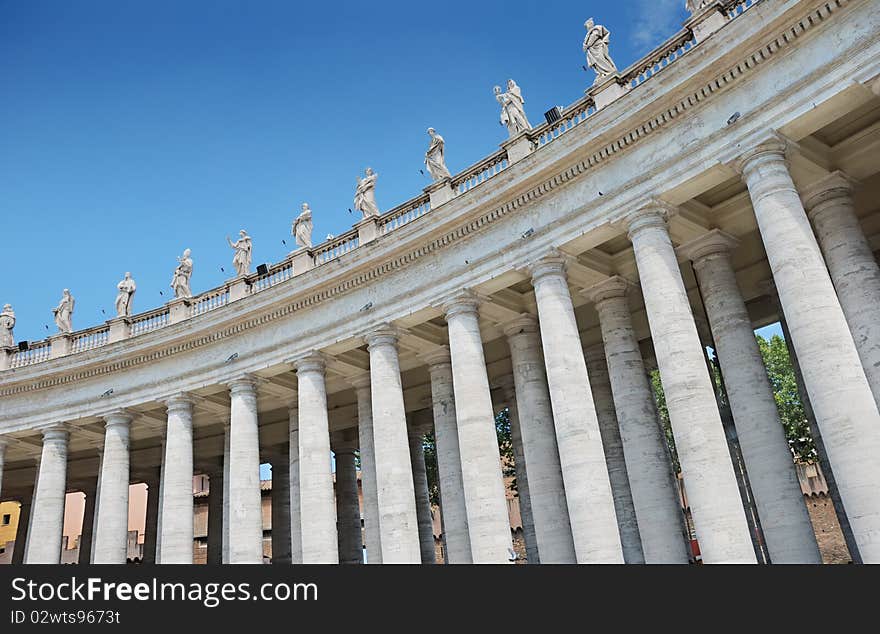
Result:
[0, 501, 21, 545]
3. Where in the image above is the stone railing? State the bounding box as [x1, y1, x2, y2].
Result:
[314, 229, 360, 266]
[71, 326, 110, 353]
[9, 340, 51, 369]
[130, 306, 170, 336]
[622, 28, 697, 90]
[250, 260, 294, 294]
[451, 150, 510, 196]
[1, 1, 762, 373]
[379, 194, 432, 235]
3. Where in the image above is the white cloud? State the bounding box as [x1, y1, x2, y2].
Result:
[630, 0, 686, 49]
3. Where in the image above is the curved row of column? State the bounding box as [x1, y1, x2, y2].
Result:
[2, 138, 879, 564]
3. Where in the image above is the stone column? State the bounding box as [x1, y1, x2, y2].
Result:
[294, 353, 338, 563]
[12, 498, 31, 565]
[221, 422, 230, 563]
[495, 374, 540, 564]
[333, 436, 363, 564]
[442, 293, 513, 563]
[142, 470, 160, 564]
[408, 426, 436, 564]
[739, 139, 880, 561]
[0, 439, 5, 500]
[352, 375, 382, 564]
[502, 317, 576, 563]
[680, 230, 820, 563]
[288, 402, 303, 564]
[24, 425, 69, 564]
[583, 344, 645, 564]
[583, 277, 692, 564]
[271, 446, 292, 564]
[78, 483, 97, 564]
[364, 325, 421, 563]
[226, 377, 263, 563]
[207, 466, 223, 565]
[802, 172, 880, 408]
[624, 205, 755, 563]
[423, 349, 472, 564]
[92, 410, 133, 564]
[529, 256, 623, 563]
[157, 394, 194, 564]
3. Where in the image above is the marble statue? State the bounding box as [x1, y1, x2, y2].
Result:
[424, 128, 451, 182]
[354, 168, 380, 218]
[53, 289, 75, 334]
[171, 249, 193, 299]
[494, 79, 532, 137]
[292, 203, 313, 249]
[583, 18, 618, 84]
[0, 304, 15, 347]
[227, 230, 253, 276]
[686, 0, 712, 13]
[115, 272, 137, 317]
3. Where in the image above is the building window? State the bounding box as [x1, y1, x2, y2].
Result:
[1, 514, 10, 526]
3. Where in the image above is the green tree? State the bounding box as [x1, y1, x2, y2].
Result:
[649, 370, 680, 473]
[422, 409, 515, 506]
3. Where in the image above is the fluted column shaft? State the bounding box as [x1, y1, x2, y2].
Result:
[443, 296, 513, 563]
[408, 429, 436, 564]
[585, 277, 692, 563]
[503, 317, 575, 563]
[803, 172, 880, 408]
[24, 425, 69, 564]
[681, 231, 820, 563]
[529, 258, 623, 563]
[295, 354, 338, 563]
[353, 378, 382, 564]
[271, 446, 291, 564]
[227, 378, 263, 563]
[288, 404, 303, 564]
[740, 141, 880, 561]
[583, 345, 645, 564]
[626, 208, 755, 563]
[365, 325, 421, 563]
[92, 411, 133, 564]
[424, 351, 471, 564]
[157, 395, 194, 564]
[334, 444, 363, 564]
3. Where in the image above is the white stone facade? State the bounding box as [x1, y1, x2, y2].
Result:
[2, 0, 880, 564]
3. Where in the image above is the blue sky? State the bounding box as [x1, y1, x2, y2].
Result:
[0, 0, 697, 343]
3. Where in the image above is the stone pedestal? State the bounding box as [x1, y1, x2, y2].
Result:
[291, 249, 315, 275]
[167, 297, 193, 325]
[0, 346, 13, 371]
[355, 216, 381, 246]
[107, 317, 131, 344]
[590, 74, 631, 111]
[425, 178, 455, 209]
[502, 132, 535, 164]
[49, 333, 72, 359]
[228, 276, 250, 302]
[685, 1, 728, 44]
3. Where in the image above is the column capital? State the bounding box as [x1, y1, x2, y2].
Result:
[164, 392, 195, 414]
[527, 249, 569, 285]
[581, 275, 633, 305]
[292, 351, 326, 375]
[38, 423, 69, 443]
[102, 409, 133, 429]
[800, 170, 858, 216]
[439, 290, 482, 319]
[363, 323, 400, 349]
[501, 313, 539, 338]
[732, 132, 791, 176]
[676, 229, 740, 267]
[420, 346, 452, 368]
[621, 200, 676, 241]
[227, 375, 259, 397]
